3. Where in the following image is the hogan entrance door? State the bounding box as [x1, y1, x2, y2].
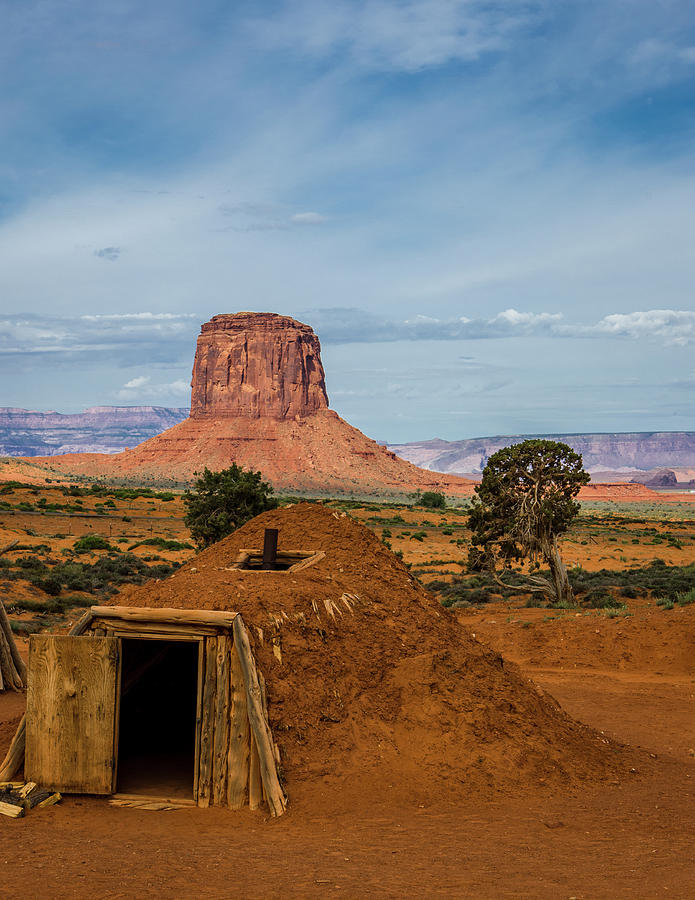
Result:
[25, 635, 121, 793]
[116, 637, 201, 800]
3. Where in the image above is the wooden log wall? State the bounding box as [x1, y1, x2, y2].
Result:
[0, 607, 286, 816]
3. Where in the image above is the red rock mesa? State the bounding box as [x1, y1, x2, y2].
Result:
[190, 313, 328, 420]
[30, 313, 476, 497]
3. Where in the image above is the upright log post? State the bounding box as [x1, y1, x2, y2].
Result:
[232, 616, 287, 816]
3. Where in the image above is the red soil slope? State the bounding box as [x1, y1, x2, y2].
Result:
[37, 410, 476, 496]
[115, 504, 629, 800]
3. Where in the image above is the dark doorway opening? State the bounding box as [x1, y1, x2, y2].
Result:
[117, 638, 199, 799]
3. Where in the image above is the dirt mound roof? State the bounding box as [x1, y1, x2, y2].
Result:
[116, 504, 628, 801]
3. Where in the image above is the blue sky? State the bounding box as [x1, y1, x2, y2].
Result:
[1, 0, 694, 442]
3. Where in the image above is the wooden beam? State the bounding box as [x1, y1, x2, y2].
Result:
[91, 607, 238, 628]
[111, 793, 196, 807]
[232, 616, 287, 817]
[226, 643, 249, 809]
[0, 716, 25, 782]
[197, 638, 217, 807]
[0, 800, 24, 818]
[93, 622, 212, 639]
[0, 598, 26, 685]
[212, 635, 230, 807]
[0, 620, 23, 691]
[248, 733, 262, 811]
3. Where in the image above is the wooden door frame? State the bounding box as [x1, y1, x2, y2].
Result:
[112, 633, 204, 801]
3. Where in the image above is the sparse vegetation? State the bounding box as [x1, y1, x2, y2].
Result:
[468, 440, 590, 606]
[183, 465, 278, 549]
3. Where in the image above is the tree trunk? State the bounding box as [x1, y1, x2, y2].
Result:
[545, 536, 573, 605]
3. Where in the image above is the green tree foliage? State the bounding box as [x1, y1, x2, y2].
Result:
[467, 439, 590, 605]
[183, 465, 277, 549]
[420, 491, 446, 509]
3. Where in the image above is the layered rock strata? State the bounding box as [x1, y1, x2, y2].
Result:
[190, 313, 328, 420]
[25, 313, 476, 497]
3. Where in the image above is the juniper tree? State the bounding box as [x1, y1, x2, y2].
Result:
[467, 439, 589, 605]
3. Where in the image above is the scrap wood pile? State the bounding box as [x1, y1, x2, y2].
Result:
[0, 781, 60, 819]
[0, 541, 27, 691]
[116, 503, 631, 803]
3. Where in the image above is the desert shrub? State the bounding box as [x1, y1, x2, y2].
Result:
[655, 597, 674, 610]
[10, 620, 41, 635]
[419, 491, 446, 509]
[410, 532, 426, 542]
[580, 589, 621, 610]
[127, 538, 193, 552]
[16, 555, 46, 571]
[73, 534, 112, 553]
[36, 575, 63, 596]
[676, 587, 695, 606]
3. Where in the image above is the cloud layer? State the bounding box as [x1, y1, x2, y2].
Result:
[1, 2, 694, 437]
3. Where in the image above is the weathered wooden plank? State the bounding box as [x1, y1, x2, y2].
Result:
[0, 614, 93, 784]
[25, 635, 120, 794]
[197, 637, 217, 807]
[111, 792, 196, 806]
[0, 620, 23, 691]
[0, 716, 25, 782]
[17, 781, 36, 799]
[70, 610, 95, 636]
[0, 598, 26, 686]
[92, 621, 218, 639]
[212, 635, 230, 807]
[232, 616, 287, 817]
[248, 732, 262, 811]
[226, 643, 249, 809]
[108, 798, 185, 810]
[259, 671, 281, 767]
[0, 800, 24, 818]
[92, 607, 238, 628]
[35, 792, 61, 809]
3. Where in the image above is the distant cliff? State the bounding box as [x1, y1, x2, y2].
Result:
[0, 406, 189, 456]
[388, 432, 695, 476]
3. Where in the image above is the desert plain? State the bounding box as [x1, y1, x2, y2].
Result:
[1, 472, 694, 899]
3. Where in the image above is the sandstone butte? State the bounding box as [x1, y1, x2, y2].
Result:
[23, 312, 658, 501]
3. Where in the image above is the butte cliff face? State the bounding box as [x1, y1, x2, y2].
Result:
[190, 313, 328, 420]
[30, 312, 476, 497]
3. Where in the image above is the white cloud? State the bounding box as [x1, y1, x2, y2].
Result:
[116, 376, 190, 401]
[254, 0, 542, 72]
[592, 310, 695, 345]
[489, 309, 563, 329]
[122, 376, 149, 390]
[81, 313, 197, 321]
[290, 211, 329, 225]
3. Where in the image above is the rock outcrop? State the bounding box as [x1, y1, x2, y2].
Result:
[0, 406, 189, 456]
[190, 313, 328, 420]
[389, 432, 695, 475]
[23, 313, 476, 498]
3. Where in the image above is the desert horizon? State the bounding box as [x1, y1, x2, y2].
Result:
[2, 2, 694, 897]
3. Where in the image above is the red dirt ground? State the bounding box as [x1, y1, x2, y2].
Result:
[3, 505, 694, 897]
